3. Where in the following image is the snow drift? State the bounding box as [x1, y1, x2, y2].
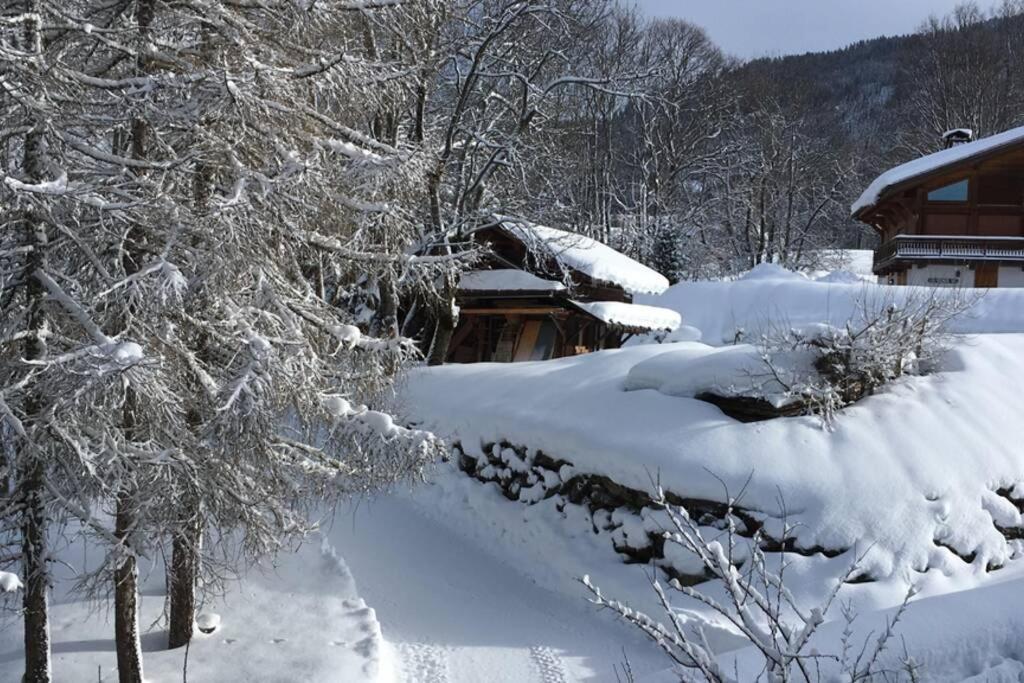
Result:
[638, 268, 1024, 345]
[403, 270, 1024, 590]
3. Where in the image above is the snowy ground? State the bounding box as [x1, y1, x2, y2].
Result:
[328, 496, 670, 683]
[0, 534, 393, 682]
[8, 268, 1024, 682]
[394, 269, 1024, 680]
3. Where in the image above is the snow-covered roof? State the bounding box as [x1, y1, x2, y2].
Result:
[496, 218, 670, 295]
[570, 300, 681, 332]
[852, 124, 1024, 217]
[459, 269, 565, 293]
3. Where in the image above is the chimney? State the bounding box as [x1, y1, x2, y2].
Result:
[942, 128, 974, 149]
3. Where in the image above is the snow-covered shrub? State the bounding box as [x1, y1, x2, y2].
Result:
[755, 288, 978, 425]
[582, 488, 920, 683]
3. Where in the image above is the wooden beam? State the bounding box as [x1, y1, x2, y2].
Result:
[459, 307, 567, 316]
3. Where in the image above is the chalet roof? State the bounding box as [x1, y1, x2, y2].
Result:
[852, 124, 1024, 218]
[569, 300, 681, 333]
[494, 217, 670, 295]
[458, 269, 565, 293]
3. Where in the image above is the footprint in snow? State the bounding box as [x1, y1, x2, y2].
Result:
[397, 642, 451, 683]
[529, 646, 569, 683]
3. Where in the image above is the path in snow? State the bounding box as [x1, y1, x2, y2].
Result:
[327, 495, 667, 683]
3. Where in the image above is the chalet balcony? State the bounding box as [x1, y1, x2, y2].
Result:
[874, 234, 1024, 272]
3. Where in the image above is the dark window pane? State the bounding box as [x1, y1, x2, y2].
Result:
[927, 179, 969, 202]
[978, 174, 1024, 205]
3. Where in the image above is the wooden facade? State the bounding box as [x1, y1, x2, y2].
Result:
[447, 223, 670, 363]
[854, 132, 1024, 287]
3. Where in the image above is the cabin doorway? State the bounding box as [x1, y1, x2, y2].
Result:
[976, 263, 999, 288]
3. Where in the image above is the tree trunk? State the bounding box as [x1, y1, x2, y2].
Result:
[114, 491, 144, 683]
[427, 314, 454, 366]
[21, 460, 50, 683]
[427, 288, 457, 366]
[167, 505, 201, 649]
[19, 19, 52, 672]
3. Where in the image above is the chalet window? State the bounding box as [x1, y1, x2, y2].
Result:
[978, 174, 1024, 205]
[927, 179, 969, 202]
[512, 319, 558, 361]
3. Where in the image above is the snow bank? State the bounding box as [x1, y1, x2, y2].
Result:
[638, 275, 1024, 345]
[624, 343, 809, 407]
[0, 534, 394, 683]
[403, 332, 1024, 585]
[723, 565, 1024, 683]
[738, 263, 808, 282]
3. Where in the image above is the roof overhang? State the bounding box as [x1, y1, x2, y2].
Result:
[852, 126, 1024, 222]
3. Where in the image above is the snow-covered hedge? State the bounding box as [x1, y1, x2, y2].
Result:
[404, 332, 1024, 587]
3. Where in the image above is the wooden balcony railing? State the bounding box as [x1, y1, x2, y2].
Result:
[874, 235, 1024, 271]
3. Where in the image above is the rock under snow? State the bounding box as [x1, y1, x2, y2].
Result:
[403, 331, 1024, 585]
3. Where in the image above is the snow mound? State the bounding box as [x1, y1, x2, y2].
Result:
[815, 269, 866, 284]
[623, 343, 818, 408]
[403, 332, 1024, 586]
[725, 564, 1024, 683]
[738, 263, 808, 282]
[638, 268, 1024, 345]
[663, 324, 703, 343]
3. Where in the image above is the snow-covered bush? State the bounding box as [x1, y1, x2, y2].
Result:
[755, 289, 978, 425]
[581, 489, 920, 683]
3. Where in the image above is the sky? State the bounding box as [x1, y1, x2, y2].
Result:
[636, 0, 1004, 58]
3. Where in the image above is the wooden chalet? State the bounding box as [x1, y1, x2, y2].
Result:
[447, 218, 680, 363]
[853, 126, 1024, 287]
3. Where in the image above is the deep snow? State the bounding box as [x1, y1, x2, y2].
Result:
[8, 270, 1024, 682]
[638, 270, 1024, 344]
[0, 534, 393, 682]
[394, 271, 1024, 681]
[328, 495, 670, 682]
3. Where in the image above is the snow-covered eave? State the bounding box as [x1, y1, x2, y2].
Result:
[491, 217, 671, 295]
[457, 268, 567, 295]
[851, 125, 1024, 220]
[569, 300, 682, 333]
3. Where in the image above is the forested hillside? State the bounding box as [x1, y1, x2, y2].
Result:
[509, 2, 1024, 282]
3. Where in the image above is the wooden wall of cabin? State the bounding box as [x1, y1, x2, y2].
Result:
[446, 309, 618, 363]
[871, 149, 1024, 240]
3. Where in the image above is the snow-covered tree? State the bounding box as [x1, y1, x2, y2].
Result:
[1, 1, 449, 681]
